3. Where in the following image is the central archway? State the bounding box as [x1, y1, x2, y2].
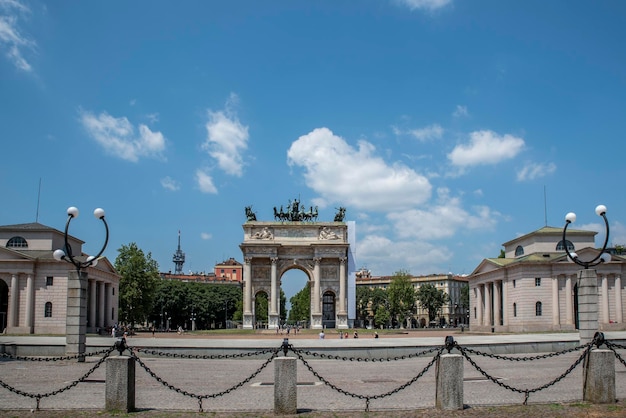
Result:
[240, 221, 349, 329]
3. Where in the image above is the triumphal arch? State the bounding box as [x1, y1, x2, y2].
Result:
[240, 199, 349, 330]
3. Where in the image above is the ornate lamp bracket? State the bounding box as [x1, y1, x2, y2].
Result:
[562, 205, 611, 269]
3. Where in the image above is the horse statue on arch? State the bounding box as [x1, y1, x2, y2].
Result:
[245, 206, 257, 221]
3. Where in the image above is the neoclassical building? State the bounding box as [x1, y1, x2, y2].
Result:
[0, 222, 119, 334]
[469, 226, 626, 332]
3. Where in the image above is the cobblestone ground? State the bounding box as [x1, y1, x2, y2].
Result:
[1, 330, 625, 417]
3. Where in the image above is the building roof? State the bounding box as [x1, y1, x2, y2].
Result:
[216, 257, 242, 266]
[501, 225, 594, 247]
[0, 222, 84, 243]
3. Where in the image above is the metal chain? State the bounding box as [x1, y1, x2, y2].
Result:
[0, 346, 115, 362]
[291, 343, 443, 412]
[604, 341, 626, 369]
[0, 347, 114, 410]
[133, 347, 277, 359]
[129, 346, 280, 412]
[458, 343, 592, 405]
[456, 340, 592, 362]
[604, 341, 626, 350]
[290, 346, 440, 362]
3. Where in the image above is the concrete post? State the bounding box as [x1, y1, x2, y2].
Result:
[66, 270, 88, 361]
[274, 357, 297, 414]
[435, 354, 464, 410]
[583, 349, 615, 404]
[106, 355, 136, 412]
[578, 269, 599, 345]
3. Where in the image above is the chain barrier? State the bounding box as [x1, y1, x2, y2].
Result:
[292, 345, 441, 363]
[288, 343, 443, 412]
[458, 341, 590, 362]
[0, 345, 116, 411]
[604, 341, 626, 369]
[133, 347, 279, 359]
[128, 345, 281, 412]
[455, 339, 594, 405]
[0, 347, 114, 362]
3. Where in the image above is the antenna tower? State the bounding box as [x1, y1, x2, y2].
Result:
[173, 230, 186, 274]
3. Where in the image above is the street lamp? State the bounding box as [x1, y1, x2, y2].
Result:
[190, 311, 197, 331]
[53, 206, 109, 362]
[562, 204, 611, 269]
[562, 204, 611, 344]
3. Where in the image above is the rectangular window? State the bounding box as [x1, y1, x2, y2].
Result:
[535, 278, 541, 287]
[46, 276, 53, 286]
[44, 302, 52, 317]
[513, 280, 516, 288]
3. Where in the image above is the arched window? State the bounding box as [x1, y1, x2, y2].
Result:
[535, 301, 542, 316]
[44, 302, 52, 318]
[556, 240, 575, 252]
[515, 245, 524, 257]
[513, 303, 517, 317]
[6, 236, 28, 249]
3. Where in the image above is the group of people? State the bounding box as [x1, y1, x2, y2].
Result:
[319, 330, 379, 339]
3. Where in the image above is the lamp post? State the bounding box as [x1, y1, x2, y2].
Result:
[224, 300, 230, 329]
[190, 311, 197, 331]
[562, 204, 611, 344]
[53, 206, 109, 362]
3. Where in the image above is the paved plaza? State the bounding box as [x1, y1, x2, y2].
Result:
[1, 331, 626, 414]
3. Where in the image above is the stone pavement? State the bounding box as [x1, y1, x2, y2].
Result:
[1, 331, 626, 413]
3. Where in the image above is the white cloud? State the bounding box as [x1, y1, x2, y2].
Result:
[80, 110, 167, 162]
[516, 162, 556, 181]
[202, 93, 249, 177]
[396, 0, 452, 12]
[195, 169, 217, 194]
[287, 127, 432, 211]
[160, 176, 180, 191]
[387, 188, 498, 240]
[0, 0, 35, 72]
[453, 105, 468, 118]
[448, 130, 525, 167]
[200, 232, 212, 240]
[409, 124, 443, 142]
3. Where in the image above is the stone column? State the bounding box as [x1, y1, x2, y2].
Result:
[311, 257, 322, 329]
[583, 349, 615, 404]
[616, 275, 623, 323]
[25, 274, 34, 334]
[578, 269, 599, 345]
[89, 280, 97, 331]
[552, 277, 560, 326]
[104, 283, 110, 327]
[106, 355, 135, 412]
[66, 270, 88, 361]
[502, 279, 509, 326]
[435, 354, 464, 410]
[339, 257, 346, 314]
[493, 280, 501, 327]
[274, 357, 297, 414]
[484, 282, 492, 328]
[9, 274, 19, 327]
[601, 275, 609, 324]
[243, 257, 253, 329]
[565, 275, 573, 325]
[269, 258, 279, 329]
[98, 281, 106, 329]
[476, 284, 483, 327]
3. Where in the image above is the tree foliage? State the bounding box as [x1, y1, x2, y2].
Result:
[416, 283, 449, 323]
[356, 285, 389, 328]
[387, 270, 416, 328]
[288, 282, 310, 324]
[115, 243, 160, 327]
[151, 280, 242, 330]
[460, 284, 469, 310]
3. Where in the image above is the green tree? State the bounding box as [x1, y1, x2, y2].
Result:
[115, 243, 159, 327]
[288, 282, 310, 324]
[460, 284, 469, 311]
[387, 270, 416, 328]
[356, 286, 373, 324]
[416, 283, 449, 323]
[255, 292, 268, 323]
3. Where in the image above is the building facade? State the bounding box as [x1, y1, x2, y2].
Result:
[469, 226, 626, 332]
[356, 269, 469, 328]
[0, 222, 119, 335]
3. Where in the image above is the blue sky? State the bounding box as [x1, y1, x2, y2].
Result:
[2, 0, 626, 300]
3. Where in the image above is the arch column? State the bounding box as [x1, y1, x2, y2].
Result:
[243, 257, 253, 329]
[337, 257, 348, 329]
[311, 257, 322, 329]
[268, 257, 279, 329]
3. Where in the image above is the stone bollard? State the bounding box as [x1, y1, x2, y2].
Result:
[274, 357, 297, 414]
[106, 355, 135, 412]
[435, 354, 464, 410]
[583, 349, 615, 404]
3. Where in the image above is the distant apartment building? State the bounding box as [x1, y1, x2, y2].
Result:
[161, 257, 243, 285]
[469, 226, 626, 332]
[356, 269, 469, 328]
